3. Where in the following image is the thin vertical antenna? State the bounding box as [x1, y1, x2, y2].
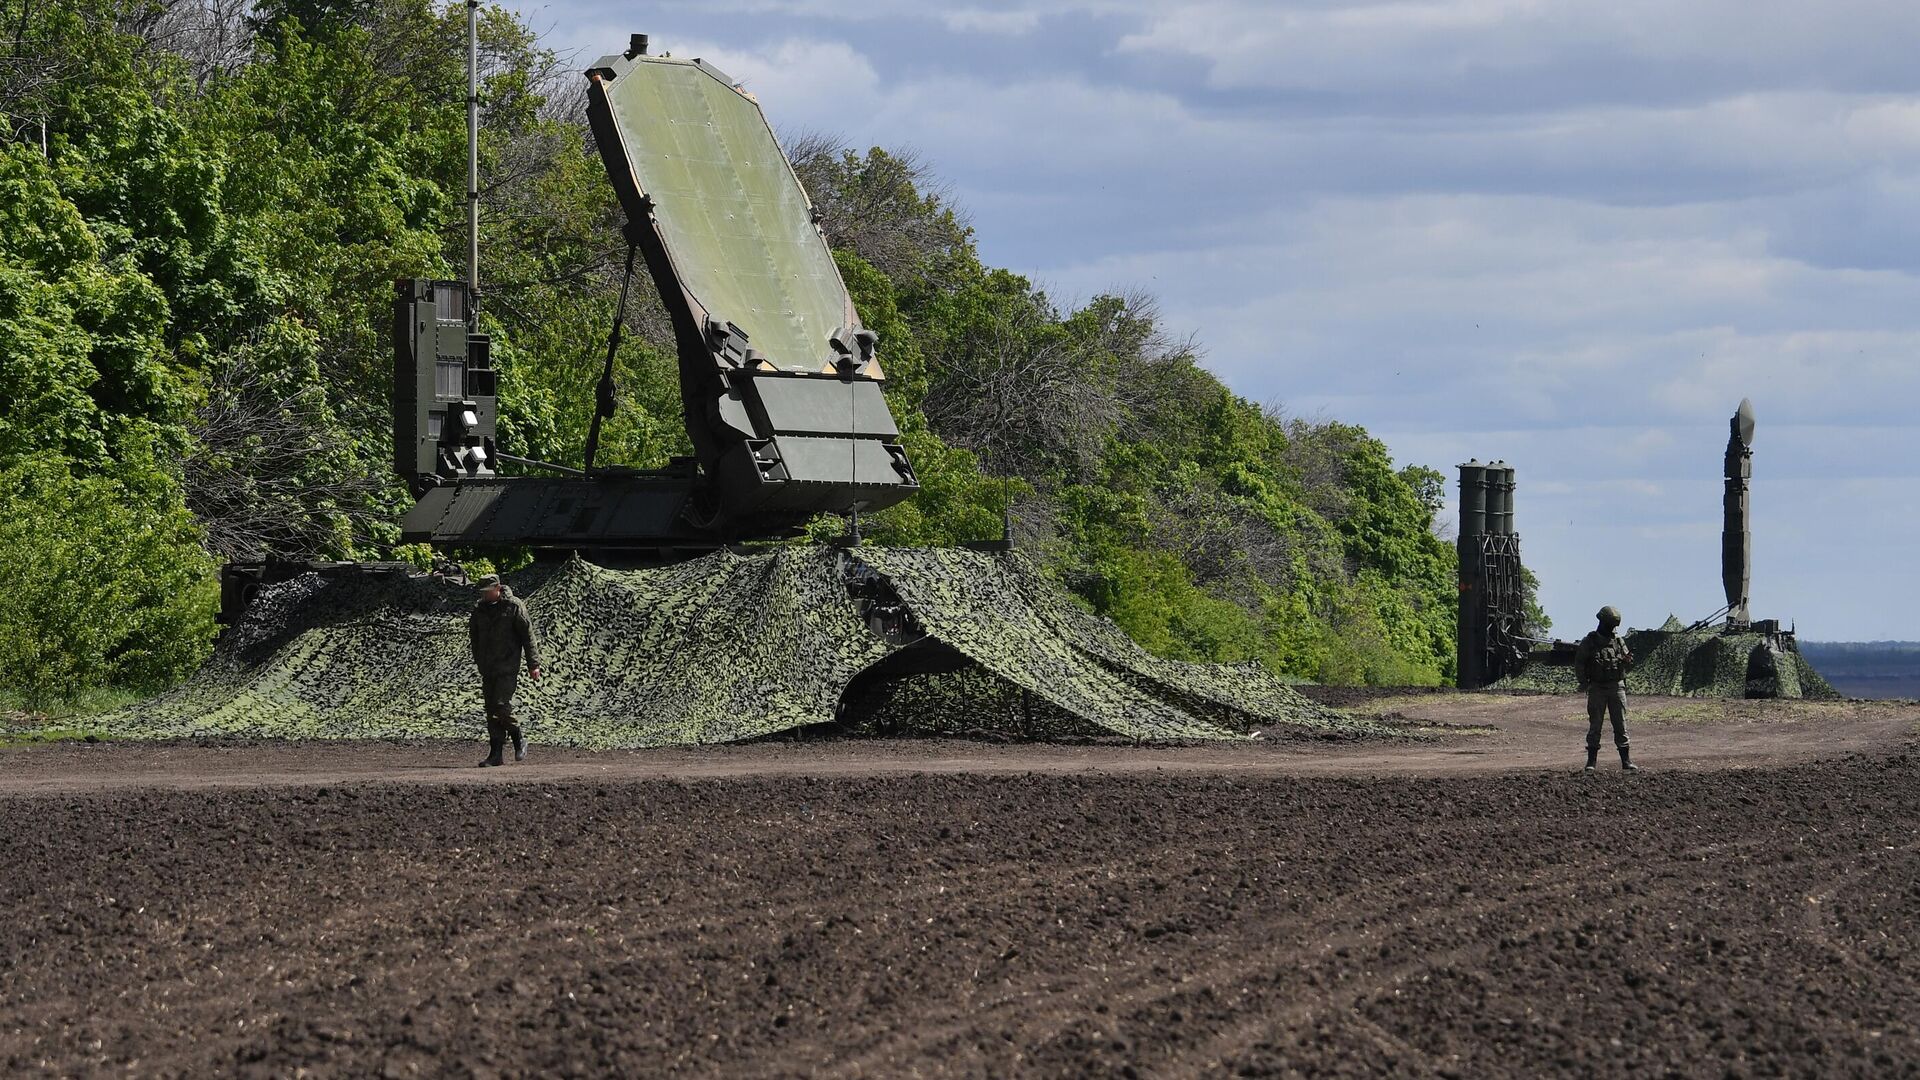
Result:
[466, 0, 480, 327]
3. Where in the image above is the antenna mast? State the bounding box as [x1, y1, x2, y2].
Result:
[466, 0, 481, 326]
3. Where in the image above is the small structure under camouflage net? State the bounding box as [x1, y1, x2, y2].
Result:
[108, 548, 1364, 747]
[1492, 625, 1839, 700]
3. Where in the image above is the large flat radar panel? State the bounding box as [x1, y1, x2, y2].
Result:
[594, 56, 850, 370]
[585, 42, 917, 531]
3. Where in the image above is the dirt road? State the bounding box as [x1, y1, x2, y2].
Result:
[2, 693, 1917, 1077]
[4, 693, 1912, 796]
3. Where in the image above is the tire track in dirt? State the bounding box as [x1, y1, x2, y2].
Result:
[1140, 837, 1786, 1075]
[1794, 839, 1920, 994]
[2, 752, 1917, 1077]
[828, 822, 1788, 1075]
[829, 822, 1527, 1073]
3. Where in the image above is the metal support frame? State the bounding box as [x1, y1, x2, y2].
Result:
[1457, 531, 1527, 689]
[1476, 532, 1527, 684]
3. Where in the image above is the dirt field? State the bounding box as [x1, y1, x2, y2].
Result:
[3, 693, 1918, 1077]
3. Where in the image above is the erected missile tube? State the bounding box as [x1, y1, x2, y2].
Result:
[1491, 462, 1516, 535]
[1458, 460, 1488, 538]
[1456, 461, 1487, 689]
[1722, 398, 1755, 629]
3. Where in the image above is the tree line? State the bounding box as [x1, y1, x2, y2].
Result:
[0, 0, 1468, 709]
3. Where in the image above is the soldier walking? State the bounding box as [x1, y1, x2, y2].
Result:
[1575, 605, 1637, 773]
[470, 574, 542, 767]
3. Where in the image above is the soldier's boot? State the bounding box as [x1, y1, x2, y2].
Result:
[479, 720, 506, 768]
[509, 725, 526, 762]
[1619, 746, 1639, 772]
[1584, 747, 1598, 774]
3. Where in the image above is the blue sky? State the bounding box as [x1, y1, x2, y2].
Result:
[514, 0, 1920, 640]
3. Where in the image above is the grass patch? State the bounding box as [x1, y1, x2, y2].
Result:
[0, 685, 138, 747]
[0, 726, 100, 748]
[0, 685, 142, 719]
[1634, 702, 1732, 726]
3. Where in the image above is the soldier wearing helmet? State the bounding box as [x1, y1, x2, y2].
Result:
[1574, 606, 1638, 773]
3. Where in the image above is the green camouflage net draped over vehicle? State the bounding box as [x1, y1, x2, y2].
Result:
[851, 548, 1355, 738]
[1492, 628, 1840, 700]
[105, 547, 1360, 747]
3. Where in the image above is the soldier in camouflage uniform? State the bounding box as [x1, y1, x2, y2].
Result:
[1574, 605, 1637, 773]
[469, 575, 542, 767]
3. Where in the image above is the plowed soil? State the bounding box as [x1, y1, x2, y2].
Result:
[4, 694, 1918, 1078]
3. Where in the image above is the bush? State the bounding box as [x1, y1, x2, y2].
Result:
[0, 451, 218, 710]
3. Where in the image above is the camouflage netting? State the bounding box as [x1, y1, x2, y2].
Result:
[105, 547, 1365, 747]
[1493, 628, 1840, 700]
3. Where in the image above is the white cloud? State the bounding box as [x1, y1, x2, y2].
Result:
[1842, 100, 1920, 158]
[1116, 0, 1920, 105]
[939, 8, 1043, 34]
[667, 37, 884, 123]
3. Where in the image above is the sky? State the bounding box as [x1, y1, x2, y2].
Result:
[512, 0, 1920, 641]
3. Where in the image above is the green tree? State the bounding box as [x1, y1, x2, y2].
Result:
[0, 452, 217, 710]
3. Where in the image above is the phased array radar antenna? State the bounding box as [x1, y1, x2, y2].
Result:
[389, 30, 920, 556]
